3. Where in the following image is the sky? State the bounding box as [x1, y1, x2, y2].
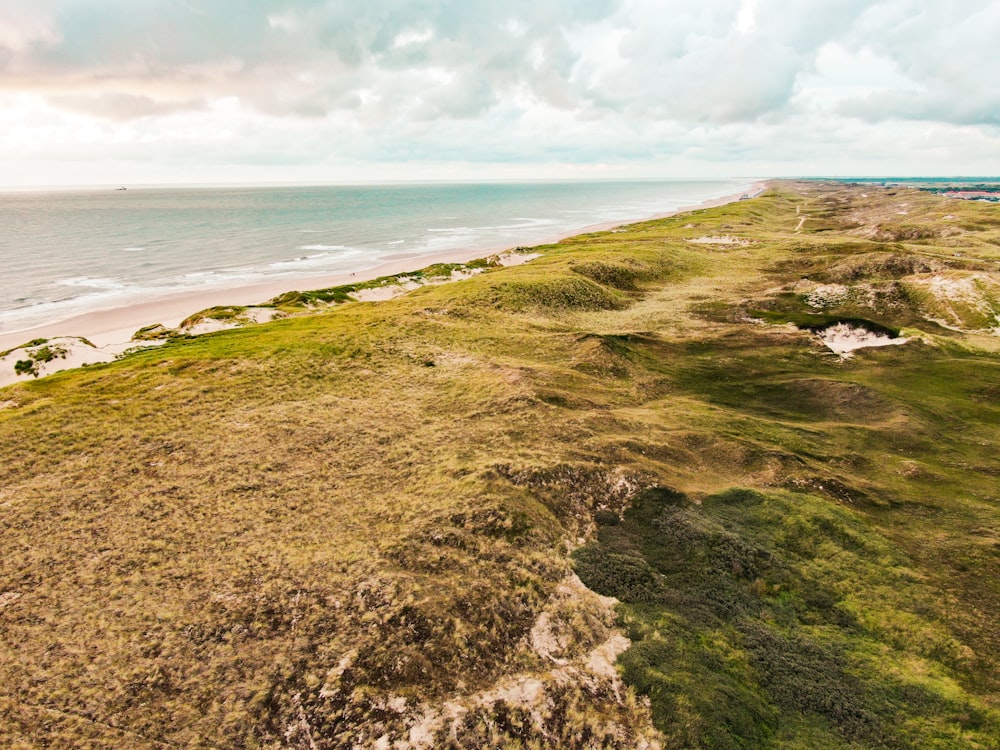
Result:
[0, 0, 998, 186]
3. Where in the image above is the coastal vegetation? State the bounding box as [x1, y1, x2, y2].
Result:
[1, 182, 998, 748]
[3, 339, 71, 379]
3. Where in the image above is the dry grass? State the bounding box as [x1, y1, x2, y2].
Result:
[2, 181, 999, 748]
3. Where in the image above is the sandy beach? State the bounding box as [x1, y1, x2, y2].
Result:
[0, 183, 763, 355]
[0, 245, 502, 352]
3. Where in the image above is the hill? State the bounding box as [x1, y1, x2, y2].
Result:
[2, 181, 999, 748]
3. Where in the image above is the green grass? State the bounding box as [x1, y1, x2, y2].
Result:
[574, 486, 999, 748]
[1, 181, 999, 748]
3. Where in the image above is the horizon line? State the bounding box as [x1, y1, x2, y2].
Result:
[2, 175, 999, 193]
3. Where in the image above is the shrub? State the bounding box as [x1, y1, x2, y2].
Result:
[32, 345, 65, 363]
[489, 276, 626, 312]
[571, 261, 647, 290]
[594, 509, 620, 526]
[572, 546, 663, 602]
[705, 488, 766, 506]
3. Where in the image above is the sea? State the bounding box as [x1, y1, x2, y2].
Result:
[0, 179, 751, 336]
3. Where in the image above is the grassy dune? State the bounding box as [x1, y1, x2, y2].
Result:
[1, 181, 999, 748]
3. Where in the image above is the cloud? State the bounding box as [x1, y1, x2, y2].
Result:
[49, 92, 206, 120]
[832, 0, 1000, 126]
[3, 0, 993, 126]
[839, 91, 1000, 127]
[0, 0, 998, 182]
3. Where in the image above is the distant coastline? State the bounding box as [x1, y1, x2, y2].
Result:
[0, 180, 760, 354]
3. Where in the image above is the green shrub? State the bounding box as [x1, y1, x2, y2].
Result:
[571, 261, 648, 290]
[705, 488, 766, 506]
[132, 324, 171, 341]
[571, 546, 663, 602]
[594, 509, 621, 526]
[572, 484, 1000, 747]
[489, 276, 626, 312]
[32, 345, 63, 363]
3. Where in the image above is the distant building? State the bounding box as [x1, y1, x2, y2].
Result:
[943, 191, 999, 202]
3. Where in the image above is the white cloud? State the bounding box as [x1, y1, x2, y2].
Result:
[0, 0, 997, 184]
[0, 5, 59, 57]
[736, 0, 759, 34]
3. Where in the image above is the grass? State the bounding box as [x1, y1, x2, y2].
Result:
[1, 181, 999, 748]
[574, 486, 999, 748]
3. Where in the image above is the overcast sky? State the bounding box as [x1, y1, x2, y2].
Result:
[1, 0, 998, 185]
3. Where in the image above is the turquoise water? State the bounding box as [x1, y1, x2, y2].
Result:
[0, 180, 749, 334]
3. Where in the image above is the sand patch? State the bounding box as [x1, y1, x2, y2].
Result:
[0, 336, 162, 387]
[586, 633, 632, 680]
[819, 323, 909, 358]
[494, 251, 542, 266]
[804, 283, 851, 308]
[349, 279, 423, 302]
[182, 319, 239, 336]
[686, 235, 751, 246]
[239, 306, 284, 324]
[529, 611, 570, 665]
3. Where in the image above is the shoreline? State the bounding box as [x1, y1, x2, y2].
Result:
[0, 182, 764, 354]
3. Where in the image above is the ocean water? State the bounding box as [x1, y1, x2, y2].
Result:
[0, 179, 750, 335]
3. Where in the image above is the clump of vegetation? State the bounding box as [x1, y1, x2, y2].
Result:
[13, 359, 37, 377]
[270, 286, 355, 306]
[570, 259, 660, 290]
[30, 344, 65, 363]
[486, 275, 627, 312]
[7, 341, 69, 378]
[180, 305, 248, 328]
[132, 323, 174, 341]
